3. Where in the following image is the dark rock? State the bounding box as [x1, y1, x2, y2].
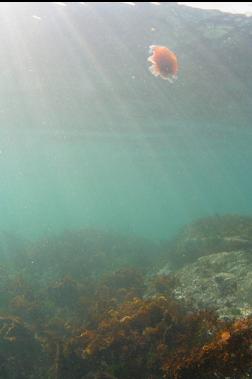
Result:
[166, 215, 252, 268]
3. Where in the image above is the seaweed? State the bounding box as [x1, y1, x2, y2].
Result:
[0, 316, 48, 378]
[1, 218, 252, 377]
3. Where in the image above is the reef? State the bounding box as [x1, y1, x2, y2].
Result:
[165, 214, 252, 268]
[2, 216, 252, 378]
[172, 250, 252, 320]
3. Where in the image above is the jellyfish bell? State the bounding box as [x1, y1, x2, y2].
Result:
[148, 45, 178, 81]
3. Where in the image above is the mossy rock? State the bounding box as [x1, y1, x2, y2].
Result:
[167, 214, 252, 268]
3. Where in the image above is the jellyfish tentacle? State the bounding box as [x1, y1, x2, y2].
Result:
[149, 65, 159, 77]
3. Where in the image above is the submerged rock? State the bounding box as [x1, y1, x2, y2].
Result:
[166, 214, 252, 268]
[173, 250, 252, 320]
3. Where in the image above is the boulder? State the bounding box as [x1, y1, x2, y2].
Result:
[173, 250, 252, 319]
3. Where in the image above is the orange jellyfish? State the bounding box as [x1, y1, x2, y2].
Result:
[148, 45, 178, 82]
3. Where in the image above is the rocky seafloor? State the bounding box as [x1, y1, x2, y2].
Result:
[154, 214, 252, 321]
[2, 214, 252, 378]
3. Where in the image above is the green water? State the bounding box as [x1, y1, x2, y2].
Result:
[0, 2, 252, 242]
[2, 4, 252, 378]
[1, 129, 252, 241]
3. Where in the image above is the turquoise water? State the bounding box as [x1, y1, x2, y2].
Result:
[0, 2, 251, 242]
[1, 127, 252, 241]
[2, 4, 252, 378]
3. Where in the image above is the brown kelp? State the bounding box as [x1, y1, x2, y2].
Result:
[2, 218, 252, 378]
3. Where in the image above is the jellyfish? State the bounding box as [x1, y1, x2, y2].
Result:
[148, 45, 178, 82]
